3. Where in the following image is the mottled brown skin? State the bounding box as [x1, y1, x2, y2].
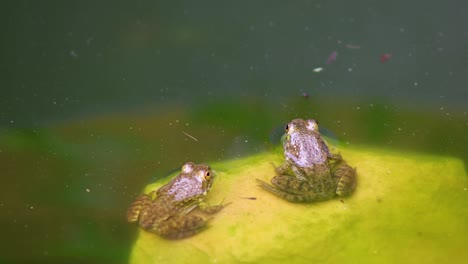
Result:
[258, 119, 357, 203]
[127, 162, 224, 239]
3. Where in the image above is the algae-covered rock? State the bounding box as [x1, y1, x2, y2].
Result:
[128, 145, 468, 264]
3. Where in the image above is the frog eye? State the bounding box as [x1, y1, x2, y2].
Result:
[203, 171, 212, 181]
[182, 162, 194, 173]
[285, 124, 289, 131]
[306, 119, 319, 131]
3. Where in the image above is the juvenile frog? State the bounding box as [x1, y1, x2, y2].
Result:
[257, 119, 357, 202]
[127, 162, 224, 239]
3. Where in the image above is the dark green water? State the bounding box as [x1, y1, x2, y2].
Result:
[1, 1, 467, 263]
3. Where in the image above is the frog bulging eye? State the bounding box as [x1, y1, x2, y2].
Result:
[204, 171, 211, 181]
[306, 119, 319, 131]
[182, 162, 194, 173]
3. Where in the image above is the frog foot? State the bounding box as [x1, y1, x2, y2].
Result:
[199, 199, 229, 214]
[257, 176, 335, 203]
[126, 191, 156, 223]
[332, 161, 357, 197]
[154, 215, 207, 240]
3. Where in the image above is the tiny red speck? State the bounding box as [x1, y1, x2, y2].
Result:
[326, 51, 338, 64]
[380, 53, 392, 63]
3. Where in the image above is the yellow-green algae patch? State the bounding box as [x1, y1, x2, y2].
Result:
[129, 144, 468, 264]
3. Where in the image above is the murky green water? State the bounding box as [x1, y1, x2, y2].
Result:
[1, 1, 467, 263]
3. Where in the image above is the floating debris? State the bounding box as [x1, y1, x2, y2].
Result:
[326, 51, 338, 64]
[86, 37, 94, 46]
[69, 50, 79, 59]
[240, 197, 257, 200]
[301, 92, 310, 99]
[182, 131, 198, 142]
[346, 44, 361, 49]
[313, 67, 323, 73]
[380, 53, 392, 63]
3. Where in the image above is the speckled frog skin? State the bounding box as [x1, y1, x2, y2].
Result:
[127, 162, 224, 239]
[258, 119, 357, 202]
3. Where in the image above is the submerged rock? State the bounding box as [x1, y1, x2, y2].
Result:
[129, 143, 468, 263]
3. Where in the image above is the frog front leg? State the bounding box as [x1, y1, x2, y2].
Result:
[332, 160, 357, 197]
[126, 191, 156, 223]
[154, 215, 207, 239]
[274, 161, 308, 181]
[274, 161, 291, 175]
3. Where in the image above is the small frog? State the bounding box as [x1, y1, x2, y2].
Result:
[257, 119, 357, 202]
[127, 162, 224, 239]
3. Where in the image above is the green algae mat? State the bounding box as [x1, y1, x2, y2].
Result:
[128, 144, 468, 264]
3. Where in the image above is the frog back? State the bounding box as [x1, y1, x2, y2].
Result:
[284, 133, 330, 167]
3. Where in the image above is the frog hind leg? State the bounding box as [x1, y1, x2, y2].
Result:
[270, 175, 312, 194]
[126, 191, 156, 223]
[199, 201, 226, 214]
[257, 178, 302, 202]
[257, 177, 333, 203]
[155, 215, 207, 239]
[332, 161, 357, 197]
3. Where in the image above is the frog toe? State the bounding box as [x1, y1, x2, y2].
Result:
[257, 178, 279, 193]
[257, 178, 309, 202]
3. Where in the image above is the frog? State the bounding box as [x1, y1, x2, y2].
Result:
[127, 162, 224, 239]
[257, 118, 357, 203]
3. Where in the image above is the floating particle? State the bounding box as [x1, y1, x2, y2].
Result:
[326, 51, 338, 64]
[380, 53, 392, 63]
[313, 67, 323, 72]
[69, 50, 79, 58]
[345, 44, 361, 49]
[86, 37, 94, 46]
[301, 92, 310, 99]
[182, 131, 198, 142]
